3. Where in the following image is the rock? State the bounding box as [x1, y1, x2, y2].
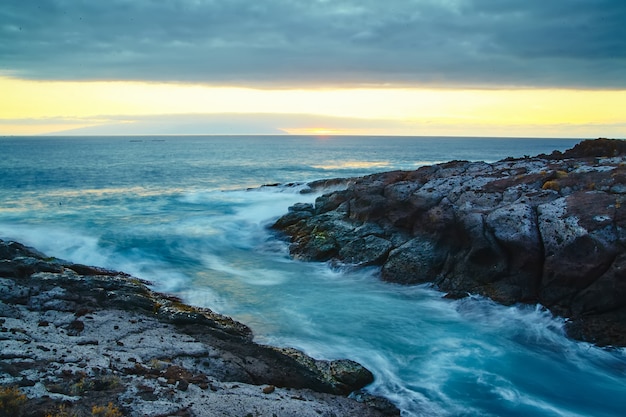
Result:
[272, 138, 626, 346]
[66, 319, 85, 336]
[339, 235, 393, 266]
[329, 359, 375, 392]
[558, 137, 626, 159]
[570, 252, 626, 317]
[272, 209, 313, 230]
[351, 390, 403, 416]
[381, 237, 446, 284]
[538, 192, 622, 313]
[272, 347, 374, 395]
[485, 203, 543, 301]
[0, 239, 395, 417]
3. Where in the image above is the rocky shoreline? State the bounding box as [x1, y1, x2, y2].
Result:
[0, 240, 398, 417]
[3, 138, 625, 416]
[273, 138, 626, 347]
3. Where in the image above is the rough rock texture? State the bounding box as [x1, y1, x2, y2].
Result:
[0, 240, 398, 417]
[272, 139, 626, 347]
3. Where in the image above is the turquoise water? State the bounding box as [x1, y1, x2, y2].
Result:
[1, 136, 625, 416]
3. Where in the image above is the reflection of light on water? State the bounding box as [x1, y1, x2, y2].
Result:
[46, 186, 173, 198]
[311, 160, 453, 170]
[311, 161, 391, 170]
[411, 160, 449, 167]
[1, 187, 179, 214]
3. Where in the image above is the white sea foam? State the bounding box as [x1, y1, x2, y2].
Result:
[0, 223, 110, 267]
[0, 222, 192, 294]
[200, 253, 291, 286]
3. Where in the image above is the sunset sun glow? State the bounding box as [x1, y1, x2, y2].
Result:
[1, 76, 624, 137]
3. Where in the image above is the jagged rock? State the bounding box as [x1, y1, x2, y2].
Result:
[274, 347, 374, 395]
[381, 237, 445, 284]
[272, 138, 626, 346]
[557, 137, 626, 159]
[339, 235, 393, 266]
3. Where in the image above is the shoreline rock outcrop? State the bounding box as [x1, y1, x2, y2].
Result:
[272, 138, 626, 347]
[0, 240, 398, 416]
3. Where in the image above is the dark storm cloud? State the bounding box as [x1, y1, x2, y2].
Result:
[1, 0, 625, 88]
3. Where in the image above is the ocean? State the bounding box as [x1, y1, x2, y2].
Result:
[1, 135, 625, 416]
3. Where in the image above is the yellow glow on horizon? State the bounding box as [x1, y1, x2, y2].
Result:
[1, 76, 625, 137]
[285, 128, 347, 136]
[0, 121, 104, 135]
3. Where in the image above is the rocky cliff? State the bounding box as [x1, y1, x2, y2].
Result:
[273, 138, 626, 347]
[0, 240, 397, 417]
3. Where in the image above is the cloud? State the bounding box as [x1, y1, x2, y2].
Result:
[44, 113, 413, 135]
[1, 0, 625, 88]
[3, 113, 624, 138]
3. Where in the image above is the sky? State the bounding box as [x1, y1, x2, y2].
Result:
[1, 0, 625, 137]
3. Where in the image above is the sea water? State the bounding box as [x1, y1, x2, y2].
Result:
[1, 135, 625, 416]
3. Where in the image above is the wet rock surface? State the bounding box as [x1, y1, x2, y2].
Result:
[0, 240, 397, 417]
[273, 138, 626, 347]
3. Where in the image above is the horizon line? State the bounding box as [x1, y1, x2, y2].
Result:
[0, 133, 607, 140]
